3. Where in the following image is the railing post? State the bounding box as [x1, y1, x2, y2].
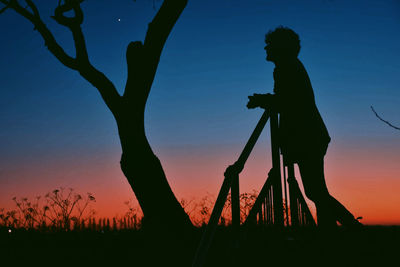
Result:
[269, 111, 284, 227]
[287, 163, 299, 227]
[283, 165, 290, 226]
[231, 173, 240, 231]
[287, 164, 316, 227]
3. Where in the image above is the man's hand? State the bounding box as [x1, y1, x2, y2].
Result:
[247, 93, 271, 109]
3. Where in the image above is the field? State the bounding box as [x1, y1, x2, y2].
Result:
[1, 225, 399, 266]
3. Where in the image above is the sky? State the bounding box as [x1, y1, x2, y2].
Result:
[0, 0, 399, 225]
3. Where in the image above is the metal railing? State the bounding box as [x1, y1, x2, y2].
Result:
[192, 110, 316, 267]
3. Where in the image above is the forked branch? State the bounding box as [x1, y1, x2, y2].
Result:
[1, 0, 121, 114]
[143, 0, 187, 76]
[0, 3, 10, 14]
[123, 0, 187, 105]
[1, 0, 77, 69]
[52, 0, 88, 64]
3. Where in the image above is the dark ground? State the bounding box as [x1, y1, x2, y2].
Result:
[1, 226, 399, 266]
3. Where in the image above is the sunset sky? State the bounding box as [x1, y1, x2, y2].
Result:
[0, 0, 399, 225]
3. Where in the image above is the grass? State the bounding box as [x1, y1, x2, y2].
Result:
[1, 225, 399, 266]
[1, 189, 398, 266]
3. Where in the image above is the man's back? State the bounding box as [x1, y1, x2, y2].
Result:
[273, 58, 330, 161]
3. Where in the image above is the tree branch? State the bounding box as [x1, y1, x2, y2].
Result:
[122, 0, 187, 109]
[123, 41, 145, 100]
[25, 0, 39, 17]
[52, 0, 88, 63]
[142, 0, 187, 85]
[2, 0, 77, 68]
[3, 0, 121, 115]
[371, 106, 400, 131]
[0, 0, 10, 14]
[52, 1, 122, 114]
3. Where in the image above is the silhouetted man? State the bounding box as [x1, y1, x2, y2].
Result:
[247, 26, 361, 227]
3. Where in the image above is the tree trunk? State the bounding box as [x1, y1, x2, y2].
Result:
[115, 15, 194, 231]
[117, 99, 193, 233]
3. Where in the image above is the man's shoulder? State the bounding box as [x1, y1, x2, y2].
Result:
[274, 60, 302, 78]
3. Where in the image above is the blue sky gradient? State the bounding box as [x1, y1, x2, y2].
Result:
[0, 0, 399, 223]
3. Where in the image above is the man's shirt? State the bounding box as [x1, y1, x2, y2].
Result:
[272, 58, 331, 161]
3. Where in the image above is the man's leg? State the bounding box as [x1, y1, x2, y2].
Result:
[297, 156, 336, 227]
[298, 156, 361, 227]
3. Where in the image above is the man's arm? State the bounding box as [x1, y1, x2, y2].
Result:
[247, 93, 280, 110]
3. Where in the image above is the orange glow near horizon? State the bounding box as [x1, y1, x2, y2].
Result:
[1, 0, 400, 230]
[1, 141, 399, 226]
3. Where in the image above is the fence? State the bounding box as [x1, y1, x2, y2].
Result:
[192, 110, 316, 267]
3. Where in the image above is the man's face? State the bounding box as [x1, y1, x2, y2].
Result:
[264, 42, 274, 62]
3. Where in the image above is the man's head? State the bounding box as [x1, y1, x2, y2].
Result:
[264, 26, 300, 63]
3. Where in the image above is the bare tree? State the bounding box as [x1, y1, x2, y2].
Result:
[0, 0, 193, 232]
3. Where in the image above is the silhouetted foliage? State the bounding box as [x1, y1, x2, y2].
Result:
[0, 189, 264, 231]
[0, 188, 96, 231]
[180, 191, 259, 227]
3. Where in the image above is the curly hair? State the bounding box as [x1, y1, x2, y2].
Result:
[265, 26, 301, 58]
